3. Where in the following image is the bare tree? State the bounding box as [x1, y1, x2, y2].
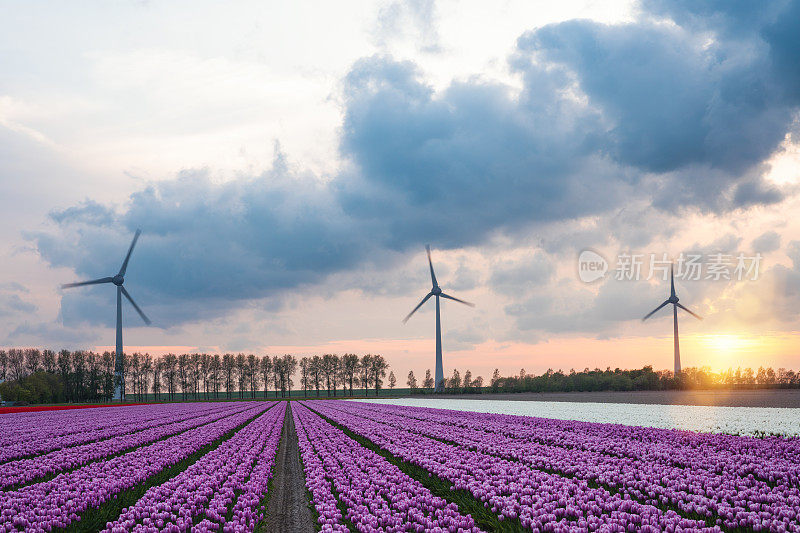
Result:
[342, 354, 359, 397]
[141, 354, 153, 401]
[72, 351, 86, 401]
[360, 354, 373, 395]
[389, 371, 396, 391]
[283, 354, 297, 397]
[177, 354, 190, 399]
[300, 357, 310, 396]
[223, 354, 235, 399]
[235, 353, 247, 399]
[0, 350, 7, 382]
[42, 350, 57, 374]
[58, 350, 72, 401]
[247, 354, 259, 398]
[24, 349, 41, 376]
[369, 355, 388, 396]
[190, 353, 202, 399]
[272, 356, 282, 398]
[260, 356, 272, 398]
[152, 357, 163, 401]
[322, 354, 340, 397]
[8, 349, 25, 381]
[201, 354, 210, 400]
[310, 355, 322, 397]
[211, 354, 222, 399]
[164, 354, 178, 401]
[101, 351, 115, 401]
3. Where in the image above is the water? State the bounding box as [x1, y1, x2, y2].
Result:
[354, 398, 800, 436]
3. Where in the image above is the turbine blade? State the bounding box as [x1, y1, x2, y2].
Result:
[426, 244, 438, 288]
[676, 302, 702, 320]
[118, 229, 142, 276]
[121, 286, 151, 325]
[440, 292, 475, 307]
[403, 292, 433, 323]
[642, 299, 670, 321]
[61, 277, 114, 289]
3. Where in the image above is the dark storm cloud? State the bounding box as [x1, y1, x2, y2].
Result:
[50, 200, 116, 227]
[31, 1, 800, 328]
[518, 14, 790, 209]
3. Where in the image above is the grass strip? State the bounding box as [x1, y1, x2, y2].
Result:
[58, 406, 272, 533]
[304, 404, 525, 533]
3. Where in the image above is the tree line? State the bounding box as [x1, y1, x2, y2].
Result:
[438, 365, 800, 394]
[0, 349, 391, 404]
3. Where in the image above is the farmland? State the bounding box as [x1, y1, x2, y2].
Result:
[1, 401, 798, 532]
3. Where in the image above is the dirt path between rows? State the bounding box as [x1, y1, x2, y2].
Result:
[263, 402, 315, 533]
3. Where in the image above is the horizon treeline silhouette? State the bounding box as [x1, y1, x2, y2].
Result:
[0, 349, 390, 404]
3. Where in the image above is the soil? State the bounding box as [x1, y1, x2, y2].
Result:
[428, 389, 800, 408]
[263, 403, 316, 533]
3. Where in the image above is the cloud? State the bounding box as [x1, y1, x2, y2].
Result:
[28, 1, 800, 333]
[373, 0, 441, 53]
[751, 230, 781, 253]
[490, 252, 553, 297]
[0, 283, 37, 317]
[50, 199, 116, 226]
[6, 321, 99, 347]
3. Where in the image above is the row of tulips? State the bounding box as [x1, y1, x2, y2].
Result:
[0, 403, 217, 462]
[306, 401, 721, 532]
[103, 402, 286, 533]
[355, 402, 800, 487]
[343, 402, 800, 531]
[293, 402, 483, 532]
[0, 402, 270, 532]
[0, 403, 253, 488]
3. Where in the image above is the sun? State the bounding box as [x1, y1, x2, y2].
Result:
[694, 334, 764, 370]
[705, 334, 743, 354]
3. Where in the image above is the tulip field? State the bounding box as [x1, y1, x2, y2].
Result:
[297, 400, 800, 532]
[1, 400, 798, 532]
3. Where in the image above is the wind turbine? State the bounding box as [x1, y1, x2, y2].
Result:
[62, 229, 151, 400]
[403, 245, 474, 391]
[642, 263, 701, 376]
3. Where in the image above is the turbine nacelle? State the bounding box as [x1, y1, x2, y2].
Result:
[431, 286, 442, 295]
[668, 295, 679, 304]
[112, 275, 125, 286]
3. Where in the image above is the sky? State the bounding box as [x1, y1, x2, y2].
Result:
[1, 0, 800, 382]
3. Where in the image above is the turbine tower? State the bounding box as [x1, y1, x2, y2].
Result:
[403, 245, 474, 391]
[62, 229, 151, 401]
[642, 263, 701, 376]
